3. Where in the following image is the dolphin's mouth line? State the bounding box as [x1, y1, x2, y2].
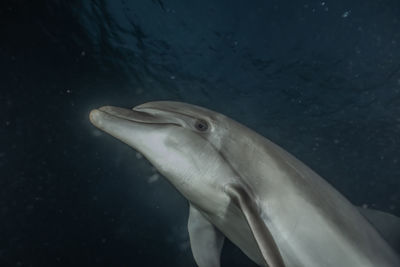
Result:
[95, 106, 181, 127]
[133, 105, 203, 122]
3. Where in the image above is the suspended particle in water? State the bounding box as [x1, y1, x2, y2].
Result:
[148, 173, 160, 184]
[342, 10, 351, 18]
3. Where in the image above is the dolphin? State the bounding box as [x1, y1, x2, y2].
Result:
[89, 101, 400, 267]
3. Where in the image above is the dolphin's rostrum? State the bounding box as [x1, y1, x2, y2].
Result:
[89, 101, 400, 267]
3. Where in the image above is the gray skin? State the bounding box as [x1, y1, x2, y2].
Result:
[89, 101, 400, 267]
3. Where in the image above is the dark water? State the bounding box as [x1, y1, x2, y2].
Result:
[2, 0, 400, 266]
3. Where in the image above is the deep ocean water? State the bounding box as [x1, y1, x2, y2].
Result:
[1, 0, 400, 266]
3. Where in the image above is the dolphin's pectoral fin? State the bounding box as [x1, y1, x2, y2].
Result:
[225, 184, 285, 267]
[188, 204, 225, 267]
[357, 207, 400, 253]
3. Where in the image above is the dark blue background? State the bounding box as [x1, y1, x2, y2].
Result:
[1, 0, 400, 266]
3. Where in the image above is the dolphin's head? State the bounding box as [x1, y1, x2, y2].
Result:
[89, 101, 242, 209]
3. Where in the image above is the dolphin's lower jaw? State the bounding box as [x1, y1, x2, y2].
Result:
[89, 106, 171, 154]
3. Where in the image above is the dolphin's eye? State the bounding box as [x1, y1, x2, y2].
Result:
[194, 119, 209, 132]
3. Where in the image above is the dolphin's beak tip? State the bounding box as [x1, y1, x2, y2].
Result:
[89, 109, 101, 125]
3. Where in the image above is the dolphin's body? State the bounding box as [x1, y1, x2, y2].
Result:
[89, 101, 400, 267]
